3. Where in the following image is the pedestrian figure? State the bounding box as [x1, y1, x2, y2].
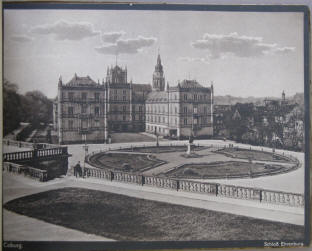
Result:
[74, 161, 81, 178]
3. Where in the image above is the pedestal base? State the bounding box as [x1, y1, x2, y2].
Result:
[187, 143, 193, 155]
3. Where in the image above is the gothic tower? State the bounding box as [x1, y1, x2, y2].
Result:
[152, 54, 165, 91]
[282, 90, 286, 101]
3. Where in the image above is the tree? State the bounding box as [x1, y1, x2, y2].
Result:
[3, 79, 22, 135]
[22, 91, 53, 126]
[3, 79, 53, 136]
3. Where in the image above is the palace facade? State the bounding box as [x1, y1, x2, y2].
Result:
[53, 54, 214, 144]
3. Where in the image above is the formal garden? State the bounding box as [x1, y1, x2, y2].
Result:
[165, 161, 291, 179]
[87, 152, 164, 172]
[86, 144, 300, 179]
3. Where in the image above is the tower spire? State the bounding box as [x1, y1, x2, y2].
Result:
[153, 53, 165, 91]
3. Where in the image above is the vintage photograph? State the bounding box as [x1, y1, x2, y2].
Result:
[2, 3, 309, 250]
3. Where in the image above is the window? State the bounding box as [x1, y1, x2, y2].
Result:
[94, 93, 100, 101]
[175, 107, 178, 114]
[204, 106, 207, 114]
[174, 94, 177, 100]
[139, 106, 142, 112]
[68, 120, 73, 129]
[163, 117, 165, 123]
[184, 94, 187, 100]
[95, 107, 100, 116]
[114, 95, 117, 101]
[162, 106, 165, 113]
[194, 106, 198, 114]
[123, 96, 126, 101]
[175, 118, 177, 125]
[123, 115, 126, 121]
[82, 105, 87, 113]
[123, 90, 126, 95]
[114, 89, 117, 94]
[68, 92, 74, 101]
[123, 106, 126, 112]
[184, 118, 187, 125]
[82, 92, 87, 100]
[139, 115, 143, 121]
[194, 94, 197, 100]
[94, 120, 100, 128]
[159, 116, 161, 123]
[68, 107, 74, 115]
[183, 107, 187, 114]
[114, 106, 118, 112]
[82, 119, 88, 129]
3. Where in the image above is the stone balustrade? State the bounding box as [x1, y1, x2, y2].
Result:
[85, 168, 112, 180]
[3, 162, 48, 182]
[112, 171, 143, 185]
[3, 151, 34, 162]
[144, 176, 178, 190]
[217, 184, 261, 201]
[179, 180, 216, 195]
[3, 147, 68, 162]
[3, 162, 27, 174]
[83, 166, 303, 208]
[261, 190, 304, 207]
[26, 167, 48, 182]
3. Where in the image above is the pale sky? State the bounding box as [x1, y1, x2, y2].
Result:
[4, 8, 304, 99]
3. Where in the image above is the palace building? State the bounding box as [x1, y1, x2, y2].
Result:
[53, 54, 214, 144]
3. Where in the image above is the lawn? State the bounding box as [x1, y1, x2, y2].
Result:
[111, 133, 155, 143]
[87, 152, 163, 172]
[4, 187, 304, 241]
[165, 161, 292, 179]
[216, 148, 291, 162]
[120, 145, 207, 153]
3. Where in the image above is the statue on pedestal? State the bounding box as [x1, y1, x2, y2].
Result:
[187, 134, 194, 155]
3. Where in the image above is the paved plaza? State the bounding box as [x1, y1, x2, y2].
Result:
[2, 139, 306, 241]
[67, 140, 305, 194]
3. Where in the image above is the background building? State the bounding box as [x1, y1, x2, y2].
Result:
[54, 54, 214, 144]
[145, 55, 214, 139]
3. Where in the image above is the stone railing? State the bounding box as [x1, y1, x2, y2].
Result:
[3, 162, 48, 182]
[112, 171, 143, 185]
[85, 167, 112, 180]
[217, 184, 261, 201]
[3, 162, 27, 174]
[179, 180, 217, 195]
[3, 150, 34, 162]
[26, 167, 48, 182]
[261, 190, 304, 207]
[144, 176, 178, 190]
[83, 166, 304, 208]
[3, 147, 68, 163]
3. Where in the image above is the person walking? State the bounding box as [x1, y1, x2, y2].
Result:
[74, 161, 81, 178]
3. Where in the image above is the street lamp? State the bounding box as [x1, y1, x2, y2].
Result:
[154, 127, 159, 147]
[82, 133, 88, 178]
